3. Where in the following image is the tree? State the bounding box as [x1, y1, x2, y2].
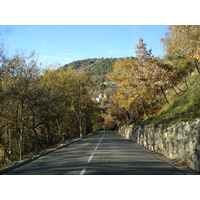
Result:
[101, 114, 116, 130]
[161, 25, 200, 75]
[108, 39, 178, 121]
[70, 74, 96, 137]
[0, 50, 43, 161]
[108, 103, 130, 125]
[0, 43, 103, 168]
[108, 58, 151, 120]
[135, 38, 153, 61]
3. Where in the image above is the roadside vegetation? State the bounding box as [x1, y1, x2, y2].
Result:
[107, 25, 200, 127]
[144, 73, 200, 126]
[0, 25, 199, 169]
[0, 49, 102, 169]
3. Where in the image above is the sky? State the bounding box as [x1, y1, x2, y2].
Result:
[0, 25, 169, 67]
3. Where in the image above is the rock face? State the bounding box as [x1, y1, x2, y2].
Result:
[117, 118, 200, 172]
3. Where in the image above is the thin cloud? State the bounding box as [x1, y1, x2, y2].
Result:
[39, 55, 73, 66]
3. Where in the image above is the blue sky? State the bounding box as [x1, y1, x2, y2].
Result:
[0, 25, 169, 66]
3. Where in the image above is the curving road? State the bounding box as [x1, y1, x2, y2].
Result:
[4, 131, 190, 175]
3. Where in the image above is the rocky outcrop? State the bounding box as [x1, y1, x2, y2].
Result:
[117, 118, 200, 172]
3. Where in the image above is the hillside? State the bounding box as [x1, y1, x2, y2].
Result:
[61, 57, 200, 127]
[61, 57, 134, 90]
[144, 73, 200, 126]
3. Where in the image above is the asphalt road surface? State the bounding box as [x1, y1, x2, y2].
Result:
[4, 131, 189, 175]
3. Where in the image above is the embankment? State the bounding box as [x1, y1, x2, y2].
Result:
[117, 119, 200, 172]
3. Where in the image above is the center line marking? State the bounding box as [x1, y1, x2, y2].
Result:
[93, 133, 105, 152]
[80, 168, 87, 175]
[94, 146, 98, 151]
[87, 153, 94, 163]
[80, 133, 106, 175]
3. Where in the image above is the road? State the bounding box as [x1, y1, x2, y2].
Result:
[4, 131, 188, 175]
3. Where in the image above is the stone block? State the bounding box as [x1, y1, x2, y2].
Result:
[118, 119, 200, 172]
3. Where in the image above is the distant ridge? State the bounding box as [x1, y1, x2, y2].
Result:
[61, 57, 135, 85]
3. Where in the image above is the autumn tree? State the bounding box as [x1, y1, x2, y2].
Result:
[0, 51, 43, 162]
[0, 48, 100, 167]
[161, 25, 200, 75]
[101, 114, 116, 130]
[108, 58, 151, 120]
[40, 67, 97, 138]
[135, 38, 153, 61]
[108, 38, 178, 122]
[68, 73, 96, 137]
[108, 103, 130, 126]
[134, 38, 178, 105]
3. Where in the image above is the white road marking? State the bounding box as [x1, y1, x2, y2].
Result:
[80, 168, 87, 175]
[87, 153, 94, 163]
[94, 145, 98, 151]
[80, 133, 106, 175]
[94, 133, 105, 151]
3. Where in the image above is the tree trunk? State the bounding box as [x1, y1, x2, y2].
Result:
[184, 76, 188, 88]
[137, 93, 149, 118]
[126, 111, 130, 121]
[175, 84, 182, 93]
[136, 105, 141, 118]
[194, 59, 200, 76]
[19, 122, 23, 160]
[172, 85, 179, 95]
[78, 80, 83, 138]
[160, 86, 169, 104]
[56, 119, 62, 135]
[8, 125, 12, 162]
[83, 118, 87, 135]
[45, 123, 51, 144]
[186, 74, 192, 85]
[32, 128, 43, 150]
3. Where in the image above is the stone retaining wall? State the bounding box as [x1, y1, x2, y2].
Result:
[117, 119, 200, 172]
